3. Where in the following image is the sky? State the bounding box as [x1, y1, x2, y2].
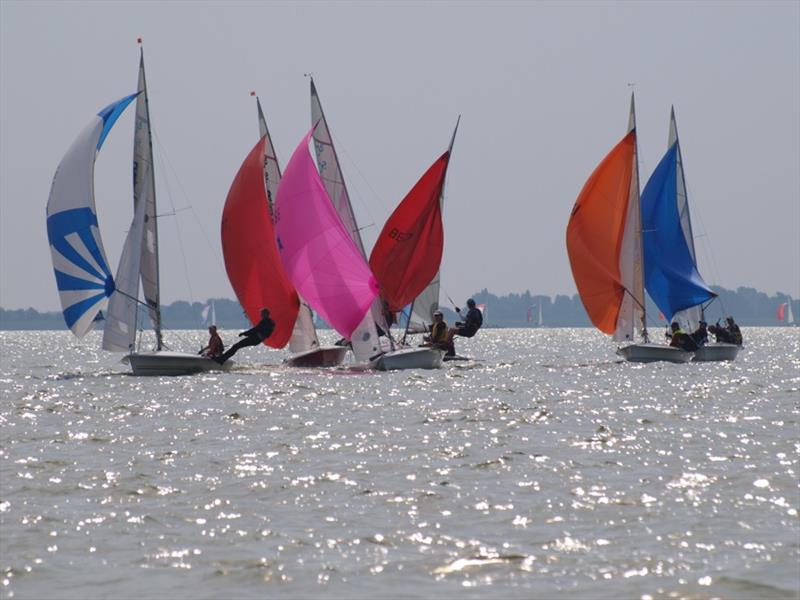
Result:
[1, 0, 798, 312]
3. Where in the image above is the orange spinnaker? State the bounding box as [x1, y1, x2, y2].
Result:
[566, 131, 635, 334]
[221, 136, 299, 348]
[369, 152, 450, 313]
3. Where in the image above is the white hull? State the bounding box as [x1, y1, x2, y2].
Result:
[284, 346, 348, 368]
[692, 343, 740, 362]
[125, 351, 229, 376]
[373, 347, 445, 371]
[617, 343, 694, 363]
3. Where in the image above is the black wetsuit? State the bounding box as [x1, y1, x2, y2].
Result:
[455, 307, 483, 338]
[217, 316, 275, 363]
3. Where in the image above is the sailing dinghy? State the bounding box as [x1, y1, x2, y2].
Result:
[220, 94, 347, 368]
[309, 79, 444, 370]
[369, 119, 460, 369]
[566, 94, 693, 363]
[641, 107, 738, 362]
[47, 46, 226, 376]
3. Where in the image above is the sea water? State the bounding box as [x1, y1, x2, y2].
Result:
[1, 328, 798, 599]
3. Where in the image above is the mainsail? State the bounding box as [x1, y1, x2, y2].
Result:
[46, 92, 139, 338]
[274, 129, 379, 350]
[221, 136, 300, 349]
[566, 96, 645, 340]
[133, 49, 162, 349]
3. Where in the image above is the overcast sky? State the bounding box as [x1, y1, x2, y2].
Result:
[1, 0, 798, 312]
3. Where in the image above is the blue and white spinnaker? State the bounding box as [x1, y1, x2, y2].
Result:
[46, 93, 138, 337]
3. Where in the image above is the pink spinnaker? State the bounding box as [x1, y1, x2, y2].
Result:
[274, 129, 379, 339]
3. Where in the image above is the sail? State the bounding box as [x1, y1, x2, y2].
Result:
[133, 49, 162, 349]
[408, 119, 460, 328]
[614, 98, 645, 342]
[369, 152, 450, 312]
[788, 299, 796, 324]
[667, 107, 704, 328]
[641, 143, 716, 322]
[310, 78, 366, 256]
[221, 136, 300, 349]
[102, 184, 148, 352]
[274, 129, 379, 343]
[46, 92, 138, 337]
[310, 79, 389, 335]
[566, 130, 638, 336]
[254, 95, 318, 353]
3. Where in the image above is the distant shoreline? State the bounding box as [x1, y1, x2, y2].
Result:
[2, 286, 797, 330]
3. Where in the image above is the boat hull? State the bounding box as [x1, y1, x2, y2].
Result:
[617, 343, 694, 363]
[373, 347, 445, 371]
[692, 343, 740, 362]
[125, 351, 228, 376]
[284, 346, 348, 367]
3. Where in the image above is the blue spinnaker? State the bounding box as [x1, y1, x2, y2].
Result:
[641, 143, 715, 321]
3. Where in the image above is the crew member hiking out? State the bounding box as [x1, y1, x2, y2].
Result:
[216, 307, 275, 364]
[446, 298, 483, 356]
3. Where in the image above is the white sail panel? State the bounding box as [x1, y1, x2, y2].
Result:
[350, 311, 382, 363]
[410, 272, 440, 327]
[103, 184, 148, 352]
[134, 50, 162, 349]
[310, 79, 367, 257]
[614, 95, 645, 342]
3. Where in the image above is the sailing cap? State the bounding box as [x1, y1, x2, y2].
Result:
[433, 310, 443, 317]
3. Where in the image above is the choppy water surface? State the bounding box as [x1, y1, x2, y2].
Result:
[1, 328, 798, 599]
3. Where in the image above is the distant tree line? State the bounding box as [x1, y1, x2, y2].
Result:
[1, 287, 797, 331]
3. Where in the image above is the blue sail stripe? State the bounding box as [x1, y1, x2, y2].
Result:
[63, 292, 108, 329]
[96, 92, 139, 151]
[642, 143, 716, 321]
[47, 208, 112, 282]
[54, 270, 107, 292]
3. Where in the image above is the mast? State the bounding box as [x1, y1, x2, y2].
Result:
[135, 42, 163, 350]
[629, 93, 647, 341]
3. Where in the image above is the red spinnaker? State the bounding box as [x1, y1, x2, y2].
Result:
[369, 152, 450, 312]
[221, 136, 299, 348]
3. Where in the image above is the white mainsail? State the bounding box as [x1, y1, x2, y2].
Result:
[613, 93, 646, 342]
[788, 299, 796, 324]
[255, 95, 318, 354]
[133, 49, 163, 349]
[668, 107, 703, 330]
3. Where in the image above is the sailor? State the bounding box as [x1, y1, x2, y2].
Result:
[668, 322, 697, 351]
[422, 310, 448, 350]
[215, 307, 274, 364]
[725, 316, 743, 345]
[199, 325, 224, 359]
[690, 321, 709, 347]
[445, 298, 483, 353]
